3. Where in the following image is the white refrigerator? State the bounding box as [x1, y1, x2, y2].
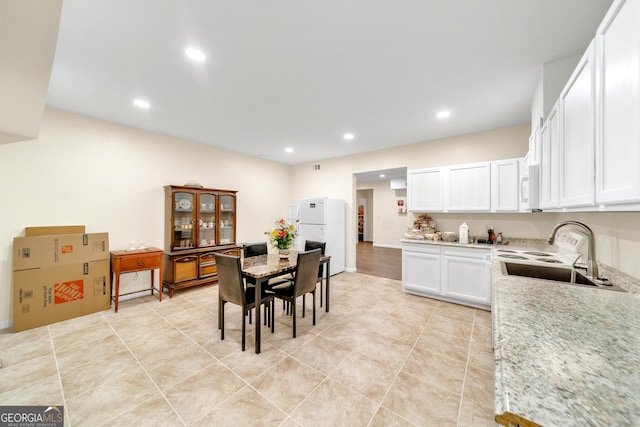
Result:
[297, 198, 345, 274]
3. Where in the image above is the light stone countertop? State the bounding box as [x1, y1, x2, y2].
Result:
[491, 249, 640, 426]
[402, 237, 640, 425]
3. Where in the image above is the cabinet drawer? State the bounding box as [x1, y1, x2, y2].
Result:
[173, 256, 198, 283]
[119, 254, 162, 272]
[199, 253, 217, 278]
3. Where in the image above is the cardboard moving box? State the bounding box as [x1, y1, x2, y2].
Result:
[12, 259, 111, 332]
[13, 232, 109, 271]
[25, 225, 86, 237]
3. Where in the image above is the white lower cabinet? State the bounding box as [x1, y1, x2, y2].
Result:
[402, 242, 491, 310]
[442, 247, 491, 307]
[402, 243, 441, 294]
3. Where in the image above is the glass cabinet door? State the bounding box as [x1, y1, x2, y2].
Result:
[219, 194, 236, 245]
[197, 192, 217, 247]
[172, 191, 195, 250]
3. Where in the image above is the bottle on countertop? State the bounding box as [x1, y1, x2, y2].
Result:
[496, 232, 503, 244]
[459, 222, 469, 244]
[489, 229, 497, 243]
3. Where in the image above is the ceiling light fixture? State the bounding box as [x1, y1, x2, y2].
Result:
[133, 99, 150, 109]
[343, 133, 355, 140]
[285, 147, 294, 153]
[437, 110, 451, 119]
[185, 48, 206, 62]
[379, 174, 386, 178]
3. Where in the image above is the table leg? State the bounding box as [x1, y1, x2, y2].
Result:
[218, 292, 222, 330]
[255, 278, 263, 354]
[114, 272, 120, 313]
[150, 270, 154, 296]
[325, 258, 330, 312]
[157, 267, 163, 302]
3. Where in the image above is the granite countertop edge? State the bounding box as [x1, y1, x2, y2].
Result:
[491, 245, 640, 426]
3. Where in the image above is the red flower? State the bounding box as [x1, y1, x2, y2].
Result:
[278, 230, 286, 237]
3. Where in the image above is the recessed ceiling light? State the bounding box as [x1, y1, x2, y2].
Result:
[436, 110, 451, 119]
[285, 147, 294, 153]
[185, 48, 206, 62]
[379, 174, 386, 178]
[343, 133, 355, 140]
[133, 99, 150, 109]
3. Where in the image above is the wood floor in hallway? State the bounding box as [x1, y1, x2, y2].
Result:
[356, 241, 402, 280]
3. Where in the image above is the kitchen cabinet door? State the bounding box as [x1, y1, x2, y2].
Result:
[447, 162, 491, 211]
[539, 103, 561, 209]
[595, 0, 640, 205]
[559, 41, 596, 208]
[442, 247, 491, 306]
[491, 158, 520, 212]
[407, 168, 445, 212]
[402, 243, 441, 295]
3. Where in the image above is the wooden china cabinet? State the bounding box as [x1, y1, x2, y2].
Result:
[162, 185, 241, 297]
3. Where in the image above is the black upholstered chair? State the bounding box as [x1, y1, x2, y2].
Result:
[271, 249, 321, 338]
[243, 242, 268, 258]
[215, 253, 275, 351]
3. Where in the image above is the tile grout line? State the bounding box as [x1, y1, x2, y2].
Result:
[456, 309, 478, 427]
[47, 324, 71, 427]
[365, 298, 440, 427]
[99, 311, 189, 427]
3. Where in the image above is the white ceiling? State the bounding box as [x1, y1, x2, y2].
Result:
[45, 0, 613, 165]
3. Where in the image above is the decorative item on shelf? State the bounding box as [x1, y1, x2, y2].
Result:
[183, 180, 203, 188]
[397, 198, 407, 214]
[413, 214, 433, 230]
[265, 218, 298, 259]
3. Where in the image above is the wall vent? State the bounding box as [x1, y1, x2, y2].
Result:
[312, 164, 321, 171]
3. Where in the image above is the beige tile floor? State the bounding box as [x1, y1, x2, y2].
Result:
[0, 273, 499, 427]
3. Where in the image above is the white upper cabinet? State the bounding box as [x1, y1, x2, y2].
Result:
[446, 162, 492, 211]
[407, 167, 445, 212]
[539, 102, 561, 209]
[595, 0, 640, 205]
[491, 158, 520, 212]
[559, 41, 596, 208]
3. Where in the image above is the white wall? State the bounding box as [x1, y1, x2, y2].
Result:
[357, 181, 407, 248]
[291, 124, 532, 273]
[291, 123, 640, 282]
[0, 108, 291, 327]
[3, 112, 639, 328]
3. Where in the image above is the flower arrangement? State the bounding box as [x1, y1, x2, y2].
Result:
[265, 218, 298, 251]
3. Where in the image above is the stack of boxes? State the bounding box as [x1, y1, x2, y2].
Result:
[12, 226, 110, 332]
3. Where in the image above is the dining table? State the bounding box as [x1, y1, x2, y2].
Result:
[241, 250, 331, 354]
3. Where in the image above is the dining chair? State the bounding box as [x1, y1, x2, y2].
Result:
[242, 241, 288, 323]
[304, 240, 326, 308]
[270, 249, 321, 338]
[243, 242, 268, 258]
[215, 253, 275, 351]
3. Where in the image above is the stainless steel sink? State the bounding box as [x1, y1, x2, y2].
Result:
[500, 262, 626, 292]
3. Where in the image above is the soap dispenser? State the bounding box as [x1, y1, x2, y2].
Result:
[459, 222, 469, 244]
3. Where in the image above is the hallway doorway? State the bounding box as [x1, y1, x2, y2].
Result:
[356, 242, 401, 281]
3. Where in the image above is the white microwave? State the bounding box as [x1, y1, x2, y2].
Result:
[520, 163, 540, 211]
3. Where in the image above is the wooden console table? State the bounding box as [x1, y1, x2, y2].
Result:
[110, 247, 163, 312]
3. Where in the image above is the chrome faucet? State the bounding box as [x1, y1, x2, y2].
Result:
[546, 221, 598, 279]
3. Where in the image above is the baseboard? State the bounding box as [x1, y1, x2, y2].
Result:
[372, 243, 402, 249]
[345, 267, 357, 273]
[0, 319, 11, 331]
